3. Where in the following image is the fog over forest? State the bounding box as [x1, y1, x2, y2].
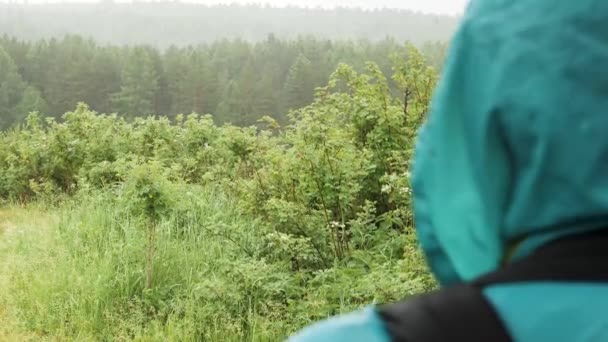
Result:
[0, 3, 460, 46]
[1, 0, 468, 14]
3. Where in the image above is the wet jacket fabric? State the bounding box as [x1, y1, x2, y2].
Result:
[289, 0, 608, 341]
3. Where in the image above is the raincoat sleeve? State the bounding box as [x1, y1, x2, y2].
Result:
[287, 306, 391, 342]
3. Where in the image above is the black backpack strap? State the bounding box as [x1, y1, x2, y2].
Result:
[378, 284, 511, 342]
[475, 228, 608, 287]
[377, 228, 608, 342]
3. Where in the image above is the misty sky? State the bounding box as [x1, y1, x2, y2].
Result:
[185, 1, 469, 15]
[4, 0, 469, 15]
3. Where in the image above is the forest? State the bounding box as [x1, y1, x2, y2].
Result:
[0, 4, 447, 341]
[0, 34, 447, 129]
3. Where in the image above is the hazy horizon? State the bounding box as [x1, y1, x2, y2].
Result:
[0, 0, 469, 15]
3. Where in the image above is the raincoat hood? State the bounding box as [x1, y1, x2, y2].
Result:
[412, 0, 608, 286]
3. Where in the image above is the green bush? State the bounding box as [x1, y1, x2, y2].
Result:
[0, 49, 438, 340]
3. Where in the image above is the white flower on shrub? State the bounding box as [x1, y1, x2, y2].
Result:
[381, 184, 392, 194]
[399, 187, 412, 196]
[329, 221, 345, 229]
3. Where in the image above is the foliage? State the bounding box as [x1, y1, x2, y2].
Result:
[0, 50, 439, 340]
[121, 161, 179, 289]
[111, 47, 161, 116]
[0, 34, 448, 129]
[0, 45, 26, 128]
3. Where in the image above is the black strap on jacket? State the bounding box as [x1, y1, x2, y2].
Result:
[377, 229, 608, 342]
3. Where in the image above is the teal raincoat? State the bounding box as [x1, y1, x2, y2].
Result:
[289, 0, 608, 340]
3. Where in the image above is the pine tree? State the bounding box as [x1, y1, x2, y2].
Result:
[186, 50, 211, 115]
[165, 47, 208, 116]
[42, 36, 96, 117]
[253, 74, 277, 121]
[87, 48, 121, 113]
[13, 86, 48, 122]
[215, 79, 240, 125]
[282, 53, 313, 112]
[111, 47, 160, 116]
[23, 40, 51, 96]
[234, 59, 258, 124]
[164, 46, 189, 115]
[145, 47, 170, 115]
[0, 46, 26, 129]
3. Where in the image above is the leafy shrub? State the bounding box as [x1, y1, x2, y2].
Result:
[0, 48, 438, 340]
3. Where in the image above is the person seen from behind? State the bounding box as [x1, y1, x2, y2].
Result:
[288, 0, 608, 341]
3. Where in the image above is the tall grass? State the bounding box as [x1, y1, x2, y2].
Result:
[0, 186, 433, 341]
[0, 188, 294, 341]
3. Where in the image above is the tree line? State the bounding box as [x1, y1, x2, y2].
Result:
[0, 3, 458, 47]
[0, 34, 447, 129]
